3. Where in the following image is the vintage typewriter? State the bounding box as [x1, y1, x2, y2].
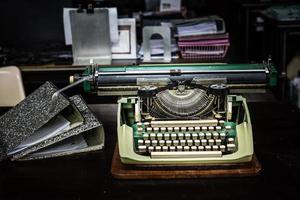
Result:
[73, 62, 277, 165]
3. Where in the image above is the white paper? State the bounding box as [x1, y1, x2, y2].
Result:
[29, 134, 88, 157]
[177, 21, 217, 37]
[63, 7, 119, 45]
[8, 115, 70, 155]
[160, 0, 181, 12]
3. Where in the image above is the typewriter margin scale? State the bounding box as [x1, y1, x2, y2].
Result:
[72, 61, 277, 166]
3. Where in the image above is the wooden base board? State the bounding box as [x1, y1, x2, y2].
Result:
[111, 145, 262, 179]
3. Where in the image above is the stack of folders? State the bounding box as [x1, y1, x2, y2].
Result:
[176, 16, 230, 60]
[0, 82, 104, 161]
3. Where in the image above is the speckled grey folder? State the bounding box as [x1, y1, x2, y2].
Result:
[11, 95, 102, 160]
[0, 82, 70, 161]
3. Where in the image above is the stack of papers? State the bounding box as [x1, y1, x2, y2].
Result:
[177, 21, 217, 37]
[175, 16, 229, 60]
[8, 115, 72, 155]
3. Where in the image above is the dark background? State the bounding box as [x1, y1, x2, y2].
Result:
[0, 0, 298, 62]
[1, 0, 300, 199]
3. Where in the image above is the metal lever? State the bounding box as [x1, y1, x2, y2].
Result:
[50, 75, 93, 112]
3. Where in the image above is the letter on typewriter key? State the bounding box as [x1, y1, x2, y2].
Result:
[145, 140, 151, 147]
[148, 146, 154, 152]
[138, 139, 144, 145]
[173, 140, 179, 146]
[171, 133, 177, 140]
[138, 146, 147, 152]
[150, 133, 156, 140]
[194, 139, 200, 146]
[159, 140, 165, 146]
[157, 133, 163, 140]
[152, 140, 158, 146]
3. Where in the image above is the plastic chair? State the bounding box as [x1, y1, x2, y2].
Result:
[0, 66, 25, 106]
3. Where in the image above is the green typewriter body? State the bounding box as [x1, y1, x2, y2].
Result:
[78, 62, 277, 165]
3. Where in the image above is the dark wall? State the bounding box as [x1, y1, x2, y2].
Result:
[0, 0, 72, 50]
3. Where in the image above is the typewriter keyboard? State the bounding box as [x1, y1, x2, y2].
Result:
[133, 120, 237, 158]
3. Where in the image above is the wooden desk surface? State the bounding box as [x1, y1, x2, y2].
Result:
[0, 102, 300, 200]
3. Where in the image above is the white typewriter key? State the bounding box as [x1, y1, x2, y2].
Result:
[138, 145, 147, 152]
[146, 127, 153, 132]
[176, 146, 183, 151]
[156, 133, 163, 140]
[216, 126, 222, 131]
[148, 146, 154, 152]
[159, 140, 165, 146]
[198, 146, 204, 151]
[219, 120, 225, 126]
[215, 139, 222, 146]
[188, 127, 194, 132]
[150, 133, 156, 140]
[201, 139, 207, 146]
[194, 139, 200, 146]
[191, 146, 197, 151]
[192, 133, 198, 139]
[180, 140, 186, 145]
[208, 139, 215, 145]
[181, 127, 187, 132]
[205, 146, 212, 151]
[220, 145, 226, 152]
[174, 127, 180, 132]
[169, 146, 176, 151]
[227, 138, 235, 144]
[152, 140, 158, 146]
[206, 132, 212, 139]
[155, 146, 162, 151]
[138, 139, 144, 145]
[225, 125, 232, 130]
[212, 145, 219, 151]
[164, 133, 170, 140]
[171, 133, 177, 140]
[199, 132, 205, 139]
[220, 132, 226, 140]
[202, 126, 208, 131]
[137, 127, 143, 132]
[162, 146, 169, 152]
[160, 127, 166, 132]
[178, 133, 184, 140]
[173, 140, 179, 146]
[184, 146, 190, 151]
[144, 122, 150, 127]
[143, 133, 149, 140]
[153, 127, 159, 132]
[185, 133, 191, 139]
[187, 140, 193, 146]
[145, 140, 151, 147]
[167, 127, 173, 132]
[227, 144, 236, 152]
[166, 140, 172, 146]
[209, 126, 214, 131]
[195, 127, 201, 132]
[213, 132, 219, 139]
[137, 122, 143, 127]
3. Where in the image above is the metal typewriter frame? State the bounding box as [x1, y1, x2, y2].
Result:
[117, 95, 253, 164]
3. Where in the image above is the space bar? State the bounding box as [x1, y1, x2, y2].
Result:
[151, 151, 222, 159]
